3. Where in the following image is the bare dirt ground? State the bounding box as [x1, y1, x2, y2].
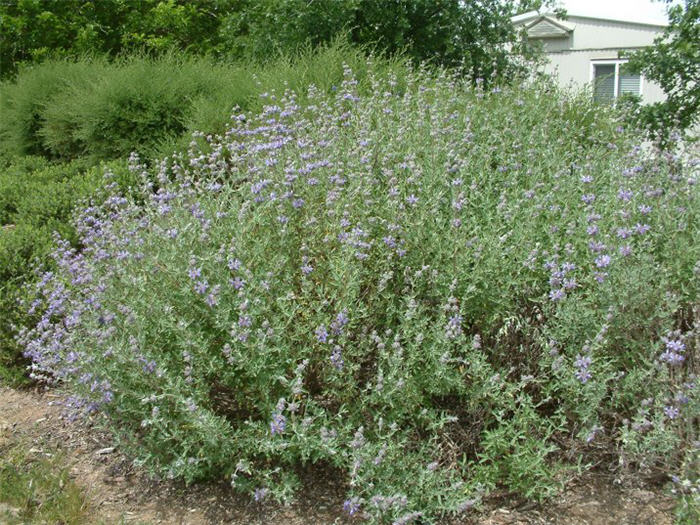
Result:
[0, 386, 677, 524]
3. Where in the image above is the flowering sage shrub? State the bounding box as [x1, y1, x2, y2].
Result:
[19, 68, 699, 523]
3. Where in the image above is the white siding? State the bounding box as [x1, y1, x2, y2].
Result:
[547, 16, 664, 51]
[541, 50, 666, 104]
[516, 15, 668, 104]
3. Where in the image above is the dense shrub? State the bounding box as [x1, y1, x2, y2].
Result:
[0, 44, 409, 163]
[0, 60, 103, 159]
[19, 69, 698, 522]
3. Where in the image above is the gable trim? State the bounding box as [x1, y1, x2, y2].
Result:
[524, 16, 574, 39]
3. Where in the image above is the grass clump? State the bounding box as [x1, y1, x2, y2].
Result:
[0, 437, 92, 524]
[18, 67, 698, 523]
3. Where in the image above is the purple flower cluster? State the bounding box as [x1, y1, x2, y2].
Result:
[574, 354, 592, 384]
[660, 336, 686, 365]
[330, 310, 349, 336]
[253, 487, 269, 502]
[315, 324, 329, 343]
[343, 497, 361, 516]
[330, 345, 344, 370]
[546, 260, 577, 302]
[270, 412, 286, 435]
[445, 313, 463, 339]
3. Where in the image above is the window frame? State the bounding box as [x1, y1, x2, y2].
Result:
[590, 59, 644, 100]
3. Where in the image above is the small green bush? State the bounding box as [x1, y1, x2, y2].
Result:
[0, 156, 50, 223]
[20, 68, 698, 522]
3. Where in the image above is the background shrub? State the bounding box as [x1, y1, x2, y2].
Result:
[0, 0, 545, 80]
[0, 43, 411, 164]
[39, 54, 234, 161]
[20, 69, 698, 522]
[0, 59, 102, 159]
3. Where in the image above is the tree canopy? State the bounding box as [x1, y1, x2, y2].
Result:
[1, 0, 552, 79]
[219, 0, 547, 76]
[624, 0, 700, 134]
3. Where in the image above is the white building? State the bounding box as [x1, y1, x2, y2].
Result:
[512, 9, 668, 104]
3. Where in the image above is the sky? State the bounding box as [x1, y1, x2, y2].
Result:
[550, 0, 675, 25]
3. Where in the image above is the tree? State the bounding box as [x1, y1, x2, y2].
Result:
[623, 0, 700, 134]
[0, 0, 228, 78]
[218, 0, 555, 80]
[1, 0, 553, 81]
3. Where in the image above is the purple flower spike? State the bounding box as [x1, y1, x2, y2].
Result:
[270, 413, 286, 435]
[549, 288, 566, 302]
[315, 325, 329, 343]
[194, 280, 209, 295]
[343, 498, 361, 516]
[330, 346, 344, 370]
[254, 487, 269, 502]
[595, 255, 611, 268]
[663, 406, 679, 420]
[574, 354, 592, 383]
[331, 310, 349, 336]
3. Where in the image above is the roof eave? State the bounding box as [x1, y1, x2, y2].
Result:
[511, 10, 669, 28]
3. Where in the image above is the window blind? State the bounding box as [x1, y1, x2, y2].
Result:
[593, 64, 615, 103]
[618, 72, 641, 96]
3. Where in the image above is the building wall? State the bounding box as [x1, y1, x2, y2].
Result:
[541, 49, 666, 104]
[517, 15, 667, 104]
[556, 16, 665, 50]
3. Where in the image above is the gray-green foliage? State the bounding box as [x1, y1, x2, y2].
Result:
[20, 69, 698, 523]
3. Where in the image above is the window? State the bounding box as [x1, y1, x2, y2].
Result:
[591, 61, 642, 103]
